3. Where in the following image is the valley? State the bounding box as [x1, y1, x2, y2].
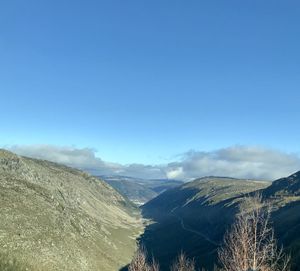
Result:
[141, 177, 270, 270]
[3, 2, 298, 270]
[1, 149, 300, 271]
[100, 175, 182, 205]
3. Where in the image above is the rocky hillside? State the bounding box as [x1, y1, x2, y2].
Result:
[0, 149, 143, 271]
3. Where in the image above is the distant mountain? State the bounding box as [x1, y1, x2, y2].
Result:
[0, 150, 143, 271]
[101, 177, 157, 205]
[143, 178, 184, 194]
[141, 177, 269, 270]
[100, 175, 183, 205]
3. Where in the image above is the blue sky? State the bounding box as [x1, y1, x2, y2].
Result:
[1, 0, 300, 166]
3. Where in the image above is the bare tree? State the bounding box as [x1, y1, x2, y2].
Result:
[128, 245, 159, 271]
[150, 258, 160, 271]
[171, 252, 195, 271]
[218, 194, 290, 271]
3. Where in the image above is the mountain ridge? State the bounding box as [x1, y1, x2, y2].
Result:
[141, 176, 269, 270]
[141, 172, 300, 270]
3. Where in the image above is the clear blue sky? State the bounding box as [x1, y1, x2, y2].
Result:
[1, 0, 300, 164]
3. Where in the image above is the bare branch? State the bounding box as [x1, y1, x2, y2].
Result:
[128, 245, 160, 271]
[171, 252, 195, 271]
[218, 194, 290, 271]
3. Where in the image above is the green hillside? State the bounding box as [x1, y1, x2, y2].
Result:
[0, 150, 143, 271]
[3, 148, 300, 271]
[142, 177, 269, 270]
[144, 176, 268, 213]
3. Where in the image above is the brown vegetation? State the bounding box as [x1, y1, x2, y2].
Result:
[130, 195, 291, 271]
[218, 194, 290, 271]
[129, 247, 197, 271]
[128, 245, 159, 271]
[170, 252, 195, 271]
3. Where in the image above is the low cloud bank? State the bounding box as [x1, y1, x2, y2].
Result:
[6, 145, 300, 181]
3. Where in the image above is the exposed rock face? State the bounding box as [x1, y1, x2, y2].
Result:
[0, 149, 143, 271]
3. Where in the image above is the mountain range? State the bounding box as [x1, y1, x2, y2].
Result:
[2, 149, 300, 271]
[142, 174, 300, 270]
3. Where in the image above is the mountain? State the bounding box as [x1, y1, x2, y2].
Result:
[141, 177, 269, 270]
[263, 171, 300, 198]
[142, 172, 300, 271]
[143, 179, 184, 194]
[0, 150, 143, 271]
[262, 171, 300, 270]
[100, 175, 183, 205]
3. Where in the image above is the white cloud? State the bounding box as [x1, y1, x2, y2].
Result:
[7, 144, 165, 179]
[5, 144, 300, 181]
[166, 146, 300, 180]
[166, 167, 183, 179]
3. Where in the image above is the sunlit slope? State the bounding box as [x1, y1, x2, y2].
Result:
[144, 176, 268, 215]
[0, 149, 143, 271]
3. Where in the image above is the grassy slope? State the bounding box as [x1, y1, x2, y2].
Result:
[142, 177, 269, 270]
[0, 150, 143, 271]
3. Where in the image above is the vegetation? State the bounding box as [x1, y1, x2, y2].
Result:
[128, 247, 195, 271]
[140, 172, 300, 270]
[0, 149, 143, 271]
[141, 177, 269, 270]
[2, 149, 300, 271]
[170, 252, 195, 271]
[128, 246, 159, 271]
[218, 195, 290, 271]
[132, 194, 291, 271]
[0, 253, 30, 271]
[262, 172, 300, 270]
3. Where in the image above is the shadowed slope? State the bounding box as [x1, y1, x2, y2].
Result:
[261, 171, 300, 270]
[141, 177, 269, 270]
